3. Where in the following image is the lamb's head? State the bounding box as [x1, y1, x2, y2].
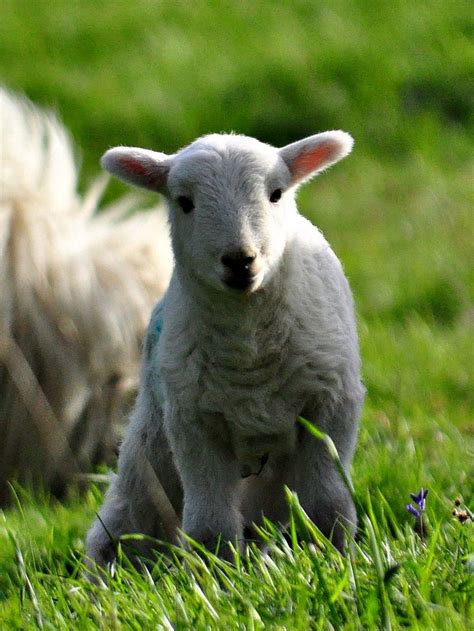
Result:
[101, 131, 353, 294]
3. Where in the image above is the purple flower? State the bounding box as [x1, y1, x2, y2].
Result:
[406, 503, 421, 518]
[410, 488, 428, 512]
[406, 489, 428, 541]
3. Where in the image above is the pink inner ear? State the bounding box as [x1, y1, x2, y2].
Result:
[120, 156, 148, 177]
[120, 155, 167, 189]
[292, 143, 335, 179]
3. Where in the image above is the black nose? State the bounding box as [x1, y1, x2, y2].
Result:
[221, 250, 258, 290]
[221, 251, 256, 274]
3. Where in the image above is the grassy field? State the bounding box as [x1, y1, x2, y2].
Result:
[0, 0, 473, 628]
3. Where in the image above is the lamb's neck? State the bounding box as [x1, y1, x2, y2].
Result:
[205, 279, 283, 328]
[178, 266, 291, 369]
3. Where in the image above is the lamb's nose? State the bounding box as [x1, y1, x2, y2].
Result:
[221, 250, 256, 274]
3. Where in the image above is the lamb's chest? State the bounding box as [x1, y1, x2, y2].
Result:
[154, 300, 316, 459]
[194, 349, 309, 457]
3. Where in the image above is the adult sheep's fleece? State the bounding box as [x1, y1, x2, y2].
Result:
[0, 88, 173, 504]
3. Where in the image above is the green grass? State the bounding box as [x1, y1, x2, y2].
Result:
[1, 0, 472, 176]
[0, 0, 473, 628]
[0, 481, 472, 628]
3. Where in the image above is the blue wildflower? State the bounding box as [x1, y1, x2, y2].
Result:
[406, 503, 421, 518]
[406, 488, 428, 541]
[406, 488, 428, 516]
[411, 488, 428, 510]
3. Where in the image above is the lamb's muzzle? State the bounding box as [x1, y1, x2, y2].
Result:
[221, 249, 262, 291]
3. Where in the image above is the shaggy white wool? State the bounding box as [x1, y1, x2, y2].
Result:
[0, 88, 173, 503]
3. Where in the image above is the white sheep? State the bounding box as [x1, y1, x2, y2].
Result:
[86, 131, 364, 569]
[0, 88, 173, 504]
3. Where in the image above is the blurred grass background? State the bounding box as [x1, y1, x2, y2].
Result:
[1, 1, 472, 165]
[1, 0, 472, 325]
[0, 0, 472, 549]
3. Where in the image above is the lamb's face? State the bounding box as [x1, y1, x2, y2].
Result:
[166, 136, 294, 293]
[101, 130, 353, 293]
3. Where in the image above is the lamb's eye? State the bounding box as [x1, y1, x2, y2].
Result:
[177, 196, 195, 214]
[269, 188, 282, 203]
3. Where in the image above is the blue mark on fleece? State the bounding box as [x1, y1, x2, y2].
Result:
[146, 299, 165, 359]
[144, 300, 166, 402]
[154, 302, 164, 338]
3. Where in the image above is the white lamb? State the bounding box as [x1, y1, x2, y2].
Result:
[86, 130, 365, 568]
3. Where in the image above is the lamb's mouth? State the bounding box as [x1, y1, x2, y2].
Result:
[223, 272, 262, 292]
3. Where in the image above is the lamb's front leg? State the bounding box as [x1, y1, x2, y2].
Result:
[294, 398, 361, 552]
[166, 411, 243, 559]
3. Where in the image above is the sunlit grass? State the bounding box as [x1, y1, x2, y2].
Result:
[1, 482, 472, 628]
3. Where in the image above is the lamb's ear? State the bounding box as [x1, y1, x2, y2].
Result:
[101, 147, 171, 192]
[279, 131, 353, 185]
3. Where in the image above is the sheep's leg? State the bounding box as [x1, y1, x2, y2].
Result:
[84, 474, 162, 581]
[240, 454, 292, 542]
[292, 402, 360, 551]
[166, 414, 242, 559]
[86, 391, 183, 574]
[293, 443, 356, 551]
[85, 476, 133, 574]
